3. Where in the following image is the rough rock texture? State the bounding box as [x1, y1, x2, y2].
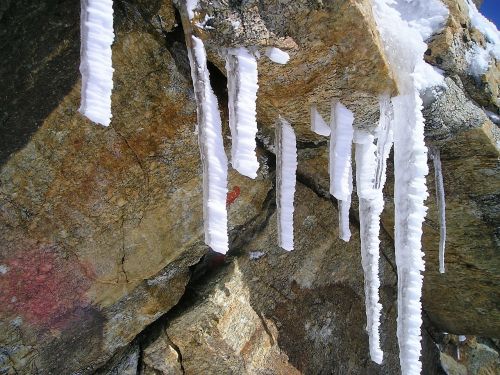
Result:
[176, 0, 397, 139]
[0, 0, 499, 374]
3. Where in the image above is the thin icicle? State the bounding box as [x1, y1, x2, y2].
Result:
[329, 101, 354, 242]
[311, 105, 331, 136]
[430, 147, 446, 273]
[79, 0, 115, 126]
[226, 48, 260, 178]
[354, 98, 394, 364]
[276, 117, 297, 251]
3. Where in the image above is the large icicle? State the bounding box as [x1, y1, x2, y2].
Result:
[79, 0, 115, 126]
[180, 3, 229, 254]
[371, 0, 437, 373]
[226, 48, 260, 179]
[329, 102, 354, 242]
[276, 117, 297, 251]
[354, 96, 394, 365]
[430, 147, 446, 273]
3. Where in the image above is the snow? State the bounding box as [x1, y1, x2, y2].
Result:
[0, 264, 8, 275]
[189, 36, 229, 254]
[464, 0, 500, 76]
[329, 101, 354, 242]
[354, 97, 394, 364]
[226, 48, 260, 179]
[185, 0, 198, 20]
[79, 0, 115, 126]
[310, 105, 331, 136]
[372, 0, 433, 372]
[276, 117, 297, 251]
[249, 251, 265, 260]
[430, 147, 446, 274]
[265, 47, 290, 64]
[391, 0, 448, 41]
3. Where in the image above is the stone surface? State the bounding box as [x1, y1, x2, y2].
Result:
[141, 183, 404, 374]
[0, 0, 499, 374]
[0, 1, 272, 373]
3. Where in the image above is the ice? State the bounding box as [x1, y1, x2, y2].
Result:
[188, 35, 229, 254]
[372, 0, 433, 372]
[276, 117, 297, 251]
[430, 147, 446, 273]
[311, 105, 331, 136]
[329, 101, 354, 242]
[79, 0, 115, 126]
[226, 48, 260, 179]
[265, 47, 290, 64]
[354, 97, 394, 364]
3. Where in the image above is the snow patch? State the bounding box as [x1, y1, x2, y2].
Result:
[265, 47, 290, 64]
[79, 0, 115, 126]
[226, 48, 260, 178]
[0, 264, 8, 275]
[464, 0, 500, 77]
[276, 117, 297, 251]
[249, 251, 265, 260]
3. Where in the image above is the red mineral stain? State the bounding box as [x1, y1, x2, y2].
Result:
[0, 245, 94, 327]
[226, 186, 241, 206]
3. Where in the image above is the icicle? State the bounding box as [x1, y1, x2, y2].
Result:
[179, 2, 228, 254]
[430, 147, 446, 273]
[276, 117, 297, 251]
[226, 48, 260, 179]
[311, 105, 331, 136]
[371, 0, 433, 372]
[329, 101, 354, 242]
[79, 0, 115, 126]
[354, 97, 394, 364]
[392, 93, 429, 375]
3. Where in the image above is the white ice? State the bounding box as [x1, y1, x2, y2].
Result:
[189, 36, 229, 254]
[354, 96, 394, 364]
[431, 147, 446, 273]
[79, 0, 115, 126]
[311, 105, 331, 136]
[226, 48, 260, 179]
[276, 117, 297, 251]
[265, 47, 290, 64]
[372, 0, 432, 373]
[329, 101, 354, 242]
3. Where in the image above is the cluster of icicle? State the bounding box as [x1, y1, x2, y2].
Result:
[78, 0, 451, 373]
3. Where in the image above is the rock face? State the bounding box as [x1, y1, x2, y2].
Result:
[0, 0, 498, 374]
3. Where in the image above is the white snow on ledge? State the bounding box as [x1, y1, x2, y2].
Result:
[79, 0, 115, 127]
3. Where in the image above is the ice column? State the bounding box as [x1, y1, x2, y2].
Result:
[226, 48, 260, 178]
[329, 102, 354, 242]
[276, 117, 297, 251]
[79, 0, 115, 126]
